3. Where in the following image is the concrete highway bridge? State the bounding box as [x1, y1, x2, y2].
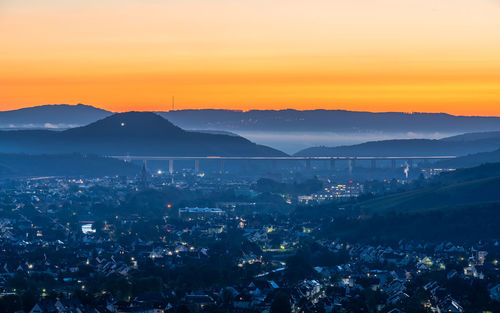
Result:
[109, 155, 457, 174]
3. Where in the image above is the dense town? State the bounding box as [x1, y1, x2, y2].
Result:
[0, 169, 499, 313]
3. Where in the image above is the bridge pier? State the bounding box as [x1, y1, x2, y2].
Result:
[330, 158, 336, 170]
[109, 156, 456, 174]
[349, 158, 356, 175]
[194, 159, 200, 173]
[169, 159, 174, 174]
[220, 159, 225, 173]
[371, 159, 376, 169]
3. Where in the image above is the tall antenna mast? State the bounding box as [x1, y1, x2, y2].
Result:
[172, 96, 175, 111]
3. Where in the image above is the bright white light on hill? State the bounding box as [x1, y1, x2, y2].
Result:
[120, 122, 125, 127]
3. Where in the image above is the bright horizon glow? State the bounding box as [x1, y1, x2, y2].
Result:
[1, 0, 500, 116]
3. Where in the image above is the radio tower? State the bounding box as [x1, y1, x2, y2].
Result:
[172, 96, 175, 111]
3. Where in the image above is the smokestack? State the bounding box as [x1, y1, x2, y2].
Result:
[404, 162, 410, 179]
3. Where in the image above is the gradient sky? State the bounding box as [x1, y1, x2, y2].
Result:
[1, 0, 500, 115]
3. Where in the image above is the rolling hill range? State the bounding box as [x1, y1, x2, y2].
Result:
[0, 112, 286, 157]
[160, 109, 500, 133]
[295, 131, 500, 157]
[3, 104, 500, 134]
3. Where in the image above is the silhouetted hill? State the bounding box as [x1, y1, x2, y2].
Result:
[63, 111, 184, 138]
[0, 112, 286, 156]
[0, 154, 138, 177]
[0, 104, 112, 129]
[160, 109, 500, 133]
[295, 131, 500, 157]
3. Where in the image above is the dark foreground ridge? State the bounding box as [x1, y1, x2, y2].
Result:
[0, 153, 138, 177]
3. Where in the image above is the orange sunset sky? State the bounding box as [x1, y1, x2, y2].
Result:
[1, 0, 500, 115]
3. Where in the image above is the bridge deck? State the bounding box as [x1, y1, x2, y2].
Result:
[110, 155, 456, 160]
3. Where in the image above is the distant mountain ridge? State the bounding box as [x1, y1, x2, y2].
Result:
[2, 104, 500, 134]
[0, 104, 112, 129]
[160, 109, 500, 133]
[0, 112, 286, 157]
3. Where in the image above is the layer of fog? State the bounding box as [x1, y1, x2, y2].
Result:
[0, 123, 458, 155]
[235, 131, 458, 154]
[0, 123, 79, 130]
